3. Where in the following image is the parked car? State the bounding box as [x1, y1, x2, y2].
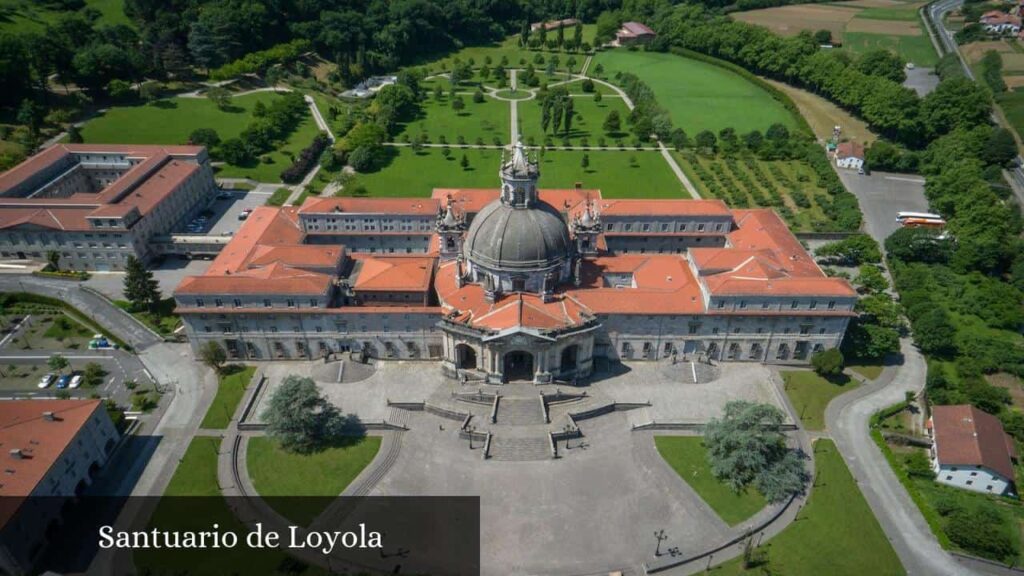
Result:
[238, 211, 250, 220]
[38, 373, 55, 389]
[56, 375, 71, 389]
[69, 374, 83, 389]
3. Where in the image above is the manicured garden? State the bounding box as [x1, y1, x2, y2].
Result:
[395, 92, 509, 144]
[781, 370, 858, 431]
[347, 147, 504, 196]
[537, 150, 683, 197]
[592, 49, 798, 135]
[200, 365, 256, 429]
[654, 436, 767, 525]
[247, 435, 381, 525]
[411, 26, 596, 77]
[78, 92, 320, 183]
[518, 95, 636, 147]
[711, 440, 904, 575]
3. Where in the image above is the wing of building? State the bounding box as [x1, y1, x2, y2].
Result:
[0, 144, 216, 270]
[174, 141, 856, 382]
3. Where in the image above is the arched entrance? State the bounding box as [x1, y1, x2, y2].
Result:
[560, 345, 579, 374]
[504, 351, 534, 381]
[456, 344, 477, 370]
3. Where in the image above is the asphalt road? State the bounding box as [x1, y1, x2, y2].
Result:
[0, 275, 162, 350]
[837, 170, 930, 245]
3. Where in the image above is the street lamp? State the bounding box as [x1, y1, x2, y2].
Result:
[653, 529, 667, 557]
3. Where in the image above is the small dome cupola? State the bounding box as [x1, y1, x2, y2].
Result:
[499, 139, 540, 208]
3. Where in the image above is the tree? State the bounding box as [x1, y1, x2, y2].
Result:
[262, 375, 350, 453]
[67, 125, 83, 144]
[856, 49, 906, 83]
[206, 86, 232, 110]
[842, 320, 899, 360]
[811, 348, 845, 378]
[983, 128, 1017, 167]
[813, 29, 832, 45]
[581, 153, 589, 170]
[854, 264, 889, 294]
[816, 234, 882, 265]
[46, 250, 60, 271]
[123, 255, 161, 312]
[885, 227, 951, 264]
[48, 353, 69, 375]
[593, 63, 604, 76]
[198, 341, 227, 374]
[695, 130, 717, 154]
[704, 401, 808, 502]
[472, 90, 485, 104]
[188, 128, 221, 149]
[460, 154, 469, 170]
[265, 66, 284, 92]
[912, 307, 958, 357]
[602, 110, 621, 133]
[83, 362, 105, 386]
[451, 95, 465, 113]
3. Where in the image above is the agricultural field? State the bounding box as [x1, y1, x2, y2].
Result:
[733, 0, 938, 66]
[79, 92, 321, 183]
[961, 41, 1024, 150]
[764, 78, 877, 144]
[674, 151, 835, 231]
[591, 49, 799, 134]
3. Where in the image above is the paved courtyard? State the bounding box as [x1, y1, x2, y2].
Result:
[250, 359, 792, 575]
[837, 170, 929, 244]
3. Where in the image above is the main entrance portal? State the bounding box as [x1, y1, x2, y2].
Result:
[504, 351, 534, 381]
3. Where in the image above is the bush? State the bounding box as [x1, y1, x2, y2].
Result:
[811, 348, 844, 377]
[945, 505, 1018, 561]
[280, 133, 331, 184]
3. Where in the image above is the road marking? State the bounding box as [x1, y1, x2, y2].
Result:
[884, 176, 925, 184]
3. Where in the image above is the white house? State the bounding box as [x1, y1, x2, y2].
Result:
[980, 10, 1021, 35]
[928, 404, 1018, 497]
[834, 141, 865, 170]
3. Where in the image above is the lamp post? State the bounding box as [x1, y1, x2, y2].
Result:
[653, 529, 667, 557]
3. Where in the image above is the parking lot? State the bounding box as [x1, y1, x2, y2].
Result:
[837, 169, 930, 244]
[0, 350, 154, 404]
[174, 189, 269, 237]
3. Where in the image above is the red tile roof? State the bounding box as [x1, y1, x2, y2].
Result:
[352, 255, 436, 292]
[835, 141, 865, 160]
[932, 405, 1017, 481]
[299, 197, 439, 215]
[595, 198, 730, 217]
[619, 21, 656, 36]
[0, 399, 104, 498]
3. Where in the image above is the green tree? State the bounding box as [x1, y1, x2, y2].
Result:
[123, 255, 161, 312]
[854, 264, 889, 294]
[855, 49, 906, 83]
[188, 128, 221, 149]
[460, 154, 469, 170]
[48, 353, 69, 375]
[581, 153, 589, 170]
[262, 375, 350, 453]
[206, 86, 232, 110]
[695, 130, 717, 154]
[198, 341, 227, 374]
[83, 362, 105, 386]
[451, 95, 465, 113]
[602, 110, 621, 133]
[811, 348, 845, 378]
[912, 307, 958, 357]
[704, 401, 808, 502]
[816, 234, 882, 265]
[46, 250, 60, 271]
[67, 125, 84, 144]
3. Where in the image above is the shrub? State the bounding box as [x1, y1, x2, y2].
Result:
[280, 133, 331, 183]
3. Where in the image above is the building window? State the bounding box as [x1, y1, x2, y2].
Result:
[739, 301, 747, 309]
[214, 298, 223, 307]
[809, 301, 817, 310]
[309, 299, 317, 307]
[264, 299, 271, 307]
[987, 485, 993, 491]
[791, 300, 798, 309]
[286, 299, 295, 307]
[717, 301, 725, 309]
[196, 299, 205, 307]
[233, 299, 241, 307]
[966, 480, 973, 486]
[828, 301, 836, 310]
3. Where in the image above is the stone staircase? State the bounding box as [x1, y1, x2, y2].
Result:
[488, 435, 552, 461]
[496, 397, 546, 425]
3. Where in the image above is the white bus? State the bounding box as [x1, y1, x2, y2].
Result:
[896, 211, 943, 222]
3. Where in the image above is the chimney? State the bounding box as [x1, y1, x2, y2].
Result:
[9, 449, 23, 460]
[43, 411, 55, 421]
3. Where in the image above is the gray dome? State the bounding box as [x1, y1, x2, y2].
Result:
[465, 199, 572, 272]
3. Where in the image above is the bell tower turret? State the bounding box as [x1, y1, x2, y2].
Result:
[499, 139, 540, 208]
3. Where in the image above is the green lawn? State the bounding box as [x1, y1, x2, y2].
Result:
[843, 31, 939, 67]
[200, 365, 256, 429]
[997, 89, 1024, 149]
[654, 436, 767, 525]
[711, 440, 904, 575]
[350, 147, 505, 196]
[114, 297, 180, 336]
[855, 5, 923, 21]
[396, 93, 509, 144]
[592, 49, 798, 135]
[782, 370, 859, 431]
[537, 150, 684, 197]
[247, 435, 382, 526]
[848, 362, 885, 380]
[519, 95, 636, 146]
[139, 437, 325, 575]
[265, 187, 291, 206]
[80, 92, 320, 183]
[410, 28, 596, 76]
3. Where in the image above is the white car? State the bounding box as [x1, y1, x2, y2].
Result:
[69, 374, 83, 389]
[38, 373, 55, 389]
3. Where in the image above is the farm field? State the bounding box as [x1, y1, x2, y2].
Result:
[733, 0, 938, 66]
[79, 93, 321, 183]
[764, 78, 877, 144]
[674, 151, 835, 231]
[591, 49, 798, 134]
[395, 92, 509, 144]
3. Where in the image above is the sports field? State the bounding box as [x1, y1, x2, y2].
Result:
[592, 50, 799, 134]
[733, 0, 938, 66]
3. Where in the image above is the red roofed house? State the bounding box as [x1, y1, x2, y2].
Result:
[0, 144, 216, 270]
[615, 21, 656, 45]
[174, 141, 856, 380]
[834, 141, 865, 170]
[980, 10, 1021, 35]
[929, 405, 1018, 496]
[0, 399, 118, 575]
